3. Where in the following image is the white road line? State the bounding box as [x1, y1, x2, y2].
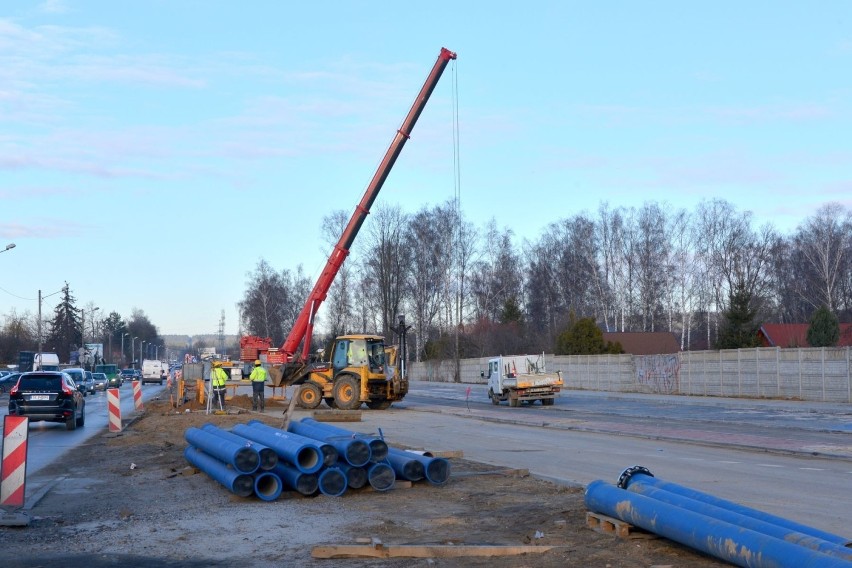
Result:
[799, 467, 824, 471]
[756, 464, 783, 468]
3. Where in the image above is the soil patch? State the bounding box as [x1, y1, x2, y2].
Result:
[0, 397, 725, 567]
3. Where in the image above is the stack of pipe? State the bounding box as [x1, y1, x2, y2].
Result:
[285, 418, 450, 487]
[183, 425, 282, 501]
[585, 466, 852, 568]
[184, 418, 451, 500]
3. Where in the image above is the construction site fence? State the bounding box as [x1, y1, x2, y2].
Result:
[407, 347, 852, 403]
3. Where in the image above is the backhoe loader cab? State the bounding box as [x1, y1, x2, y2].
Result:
[296, 334, 408, 411]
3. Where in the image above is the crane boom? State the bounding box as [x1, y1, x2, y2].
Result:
[281, 47, 457, 362]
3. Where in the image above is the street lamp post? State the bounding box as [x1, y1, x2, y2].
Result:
[140, 341, 146, 366]
[131, 337, 137, 368]
[121, 333, 129, 367]
[1, 243, 15, 254]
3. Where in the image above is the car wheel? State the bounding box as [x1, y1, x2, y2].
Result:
[77, 406, 85, 427]
[66, 412, 77, 431]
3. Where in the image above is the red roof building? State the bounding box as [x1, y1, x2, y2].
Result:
[757, 323, 852, 348]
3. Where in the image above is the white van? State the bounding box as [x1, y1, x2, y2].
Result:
[141, 359, 169, 385]
[33, 353, 61, 371]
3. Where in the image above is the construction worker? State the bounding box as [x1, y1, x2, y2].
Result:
[249, 360, 267, 412]
[210, 361, 228, 409]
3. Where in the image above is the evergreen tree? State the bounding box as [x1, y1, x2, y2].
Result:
[499, 297, 524, 325]
[806, 305, 840, 347]
[715, 283, 761, 349]
[556, 317, 623, 355]
[45, 283, 81, 362]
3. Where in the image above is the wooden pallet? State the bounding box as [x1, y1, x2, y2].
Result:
[586, 511, 653, 539]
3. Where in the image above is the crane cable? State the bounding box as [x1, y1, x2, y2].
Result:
[451, 59, 461, 214]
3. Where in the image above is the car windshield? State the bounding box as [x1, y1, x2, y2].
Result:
[65, 370, 84, 381]
[19, 376, 62, 390]
[94, 373, 106, 379]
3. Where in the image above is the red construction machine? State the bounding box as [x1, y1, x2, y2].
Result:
[240, 47, 456, 410]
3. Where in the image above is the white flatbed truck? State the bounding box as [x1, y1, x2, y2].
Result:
[484, 354, 563, 407]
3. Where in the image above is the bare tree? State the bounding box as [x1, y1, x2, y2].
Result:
[360, 204, 410, 337]
[792, 203, 852, 312]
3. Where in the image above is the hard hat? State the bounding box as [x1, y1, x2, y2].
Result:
[212, 361, 221, 367]
[254, 360, 262, 366]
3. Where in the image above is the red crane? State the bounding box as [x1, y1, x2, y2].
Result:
[240, 47, 457, 373]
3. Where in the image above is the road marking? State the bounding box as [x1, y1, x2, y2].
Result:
[719, 461, 741, 464]
[756, 464, 782, 468]
[799, 467, 824, 471]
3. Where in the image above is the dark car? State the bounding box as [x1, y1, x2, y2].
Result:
[64, 368, 95, 396]
[8, 371, 86, 430]
[0, 372, 22, 394]
[120, 369, 141, 383]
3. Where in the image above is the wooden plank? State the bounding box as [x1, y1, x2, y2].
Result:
[585, 511, 654, 540]
[431, 450, 463, 459]
[312, 543, 563, 559]
[452, 468, 530, 478]
[312, 409, 362, 422]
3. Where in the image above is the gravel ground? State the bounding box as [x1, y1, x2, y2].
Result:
[0, 395, 725, 568]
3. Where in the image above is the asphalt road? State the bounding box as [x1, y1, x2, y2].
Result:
[346, 381, 852, 539]
[0, 382, 165, 475]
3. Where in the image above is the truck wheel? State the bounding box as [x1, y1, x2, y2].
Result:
[509, 396, 520, 408]
[333, 375, 361, 410]
[366, 399, 392, 410]
[296, 382, 322, 409]
[542, 398, 555, 406]
[489, 389, 500, 405]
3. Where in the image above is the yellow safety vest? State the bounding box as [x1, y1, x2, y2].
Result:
[212, 368, 227, 387]
[249, 366, 267, 382]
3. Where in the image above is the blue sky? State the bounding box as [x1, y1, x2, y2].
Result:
[2, 1, 851, 336]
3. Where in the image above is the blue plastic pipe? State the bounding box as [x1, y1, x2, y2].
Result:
[366, 462, 396, 492]
[319, 443, 339, 467]
[402, 450, 450, 485]
[386, 448, 425, 481]
[232, 423, 323, 474]
[253, 471, 283, 502]
[184, 427, 260, 474]
[184, 446, 254, 497]
[585, 480, 852, 568]
[284, 420, 371, 467]
[624, 477, 852, 561]
[317, 466, 347, 497]
[336, 463, 368, 489]
[622, 469, 852, 548]
[200, 423, 279, 471]
[272, 462, 318, 496]
[300, 418, 388, 462]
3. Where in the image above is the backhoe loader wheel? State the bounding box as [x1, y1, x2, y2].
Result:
[333, 375, 361, 410]
[366, 399, 392, 410]
[297, 382, 322, 409]
[323, 397, 338, 409]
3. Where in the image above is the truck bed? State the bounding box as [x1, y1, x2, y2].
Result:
[503, 373, 563, 389]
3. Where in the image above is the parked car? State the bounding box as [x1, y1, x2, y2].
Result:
[0, 372, 22, 394]
[8, 371, 86, 430]
[63, 368, 95, 396]
[92, 372, 109, 391]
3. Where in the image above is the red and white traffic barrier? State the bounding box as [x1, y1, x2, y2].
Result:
[132, 380, 143, 411]
[107, 388, 122, 432]
[1, 416, 29, 507]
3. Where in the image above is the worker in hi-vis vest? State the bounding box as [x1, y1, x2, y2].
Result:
[210, 361, 228, 409]
[249, 360, 268, 412]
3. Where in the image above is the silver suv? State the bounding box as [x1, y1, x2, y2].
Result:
[63, 368, 95, 396]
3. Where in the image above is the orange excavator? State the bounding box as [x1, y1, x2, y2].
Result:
[240, 48, 456, 410]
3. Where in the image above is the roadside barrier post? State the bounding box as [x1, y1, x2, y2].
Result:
[1, 416, 29, 508]
[107, 388, 122, 432]
[132, 380, 143, 411]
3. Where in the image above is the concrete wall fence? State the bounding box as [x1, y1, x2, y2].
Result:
[408, 347, 852, 403]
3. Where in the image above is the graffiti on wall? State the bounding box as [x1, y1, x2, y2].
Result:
[634, 354, 680, 393]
